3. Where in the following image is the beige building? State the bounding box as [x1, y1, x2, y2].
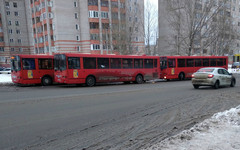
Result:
[31, 0, 145, 55]
[0, 0, 33, 67]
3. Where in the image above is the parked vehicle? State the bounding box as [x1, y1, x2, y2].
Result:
[192, 67, 236, 89]
[232, 62, 240, 69]
[0, 68, 11, 74]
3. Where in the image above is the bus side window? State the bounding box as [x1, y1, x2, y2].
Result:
[122, 59, 133, 69]
[210, 59, 216, 66]
[83, 57, 96, 69]
[144, 59, 153, 68]
[39, 59, 53, 70]
[195, 59, 202, 67]
[177, 59, 185, 67]
[217, 58, 223, 66]
[187, 59, 194, 67]
[134, 59, 143, 68]
[97, 58, 109, 69]
[23, 58, 35, 70]
[168, 59, 175, 68]
[203, 59, 209, 66]
[68, 57, 80, 69]
[110, 58, 121, 69]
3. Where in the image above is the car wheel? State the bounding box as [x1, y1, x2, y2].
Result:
[193, 85, 199, 89]
[230, 79, 236, 87]
[135, 74, 144, 84]
[41, 76, 52, 86]
[213, 80, 220, 89]
[86, 76, 95, 87]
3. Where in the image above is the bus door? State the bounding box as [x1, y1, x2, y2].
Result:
[22, 58, 38, 80]
[67, 57, 81, 80]
[38, 58, 54, 78]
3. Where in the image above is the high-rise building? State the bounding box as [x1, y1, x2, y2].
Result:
[158, 0, 240, 56]
[0, 0, 33, 67]
[31, 0, 144, 55]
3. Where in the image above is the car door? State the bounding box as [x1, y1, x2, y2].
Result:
[217, 69, 225, 85]
[222, 69, 232, 85]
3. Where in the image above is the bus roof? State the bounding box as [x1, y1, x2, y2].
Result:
[12, 54, 54, 59]
[56, 53, 159, 59]
[160, 56, 228, 59]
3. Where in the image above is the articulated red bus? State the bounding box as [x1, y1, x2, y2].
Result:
[11, 54, 54, 85]
[54, 53, 160, 86]
[160, 56, 228, 80]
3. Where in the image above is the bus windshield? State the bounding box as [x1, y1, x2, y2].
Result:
[160, 57, 167, 70]
[54, 54, 66, 71]
[11, 56, 21, 71]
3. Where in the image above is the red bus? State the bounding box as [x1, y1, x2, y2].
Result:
[11, 54, 54, 85]
[54, 53, 160, 86]
[160, 56, 228, 80]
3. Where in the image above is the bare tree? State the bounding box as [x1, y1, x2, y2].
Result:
[165, 0, 238, 56]
[144, 0, 158, 55]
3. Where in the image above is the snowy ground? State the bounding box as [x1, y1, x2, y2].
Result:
[145, 106, 240, 150]
[0, 74, 12, 84]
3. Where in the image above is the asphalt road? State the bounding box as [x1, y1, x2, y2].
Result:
[0, 75, 240, 150]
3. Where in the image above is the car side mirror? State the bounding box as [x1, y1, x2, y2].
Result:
[229, 73, 232, 75]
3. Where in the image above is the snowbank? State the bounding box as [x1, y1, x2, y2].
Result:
[0, 74, 13, 84]
[146, 105, 240, 150]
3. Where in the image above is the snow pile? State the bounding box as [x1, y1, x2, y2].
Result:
[146, 106, 240, 150]
[0, 74, 12, 84]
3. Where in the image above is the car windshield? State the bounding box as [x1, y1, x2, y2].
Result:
[197, 68, 214, 73]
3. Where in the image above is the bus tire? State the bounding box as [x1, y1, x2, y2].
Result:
[135, 74, 144, 84]
[178, 72, 185, 81]
[86, 76, 95, 87]
[41, 76, 52, 86]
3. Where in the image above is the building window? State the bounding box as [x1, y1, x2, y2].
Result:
[5, 2, 10, 7]
[90, 34, 99, 40]
[14, 12, 19, 16]
[9, 29, 13, 34]
[101, 0, 108, 7]
[76, 24, 79, 30]
[0, 47, 4, 52]
[15, 21, 19, 26]
[11, 48, 15, 51]
[74, 1, 78, 7]
[91, 44, 100, 50]
[101, 12, 108, 18]
[89, 22, 99, 29]
[77, 46, 80, 51]
[6, 11, 10, 15]
[75, 13, 78, 19]
[13, 2, 18, 8]
[19, 48, 23, 52]
[88, 0, 98, 6]
[76, 35, 80, 41]
[8, 21, 12, 25]
[0, 37, 3, 42]
[89, 11, 99, 18]
[16, 30, 21, 34]
[18, 39, 22, 43]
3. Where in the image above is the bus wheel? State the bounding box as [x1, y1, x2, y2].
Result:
[135, 75, 143, 84]
[86, 76, 95, 87]
[178, 73, 185, 81]
[42, 76, 52, 86]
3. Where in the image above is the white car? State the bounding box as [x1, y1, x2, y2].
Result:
[0, 68, 11, 74]
[192, 67, 236, 89]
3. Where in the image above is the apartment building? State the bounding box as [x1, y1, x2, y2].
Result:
[158, 0, 240, 56]
[0, 0, 33, 67]
[31, 0, 144, 55]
